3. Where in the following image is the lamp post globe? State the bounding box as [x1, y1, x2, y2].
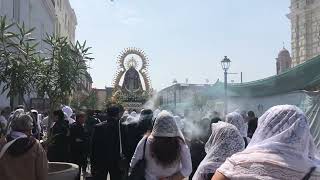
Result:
[221, 56, 231, 72]
[221, 56, 231, 116]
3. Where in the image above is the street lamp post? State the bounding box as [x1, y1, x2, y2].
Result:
[221, 56, 231, 116]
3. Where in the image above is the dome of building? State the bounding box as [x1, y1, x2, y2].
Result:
[278, 48, 290, 57]
[276, 47, 292, 75]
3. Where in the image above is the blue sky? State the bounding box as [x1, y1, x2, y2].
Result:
[69, 0, 291, 91]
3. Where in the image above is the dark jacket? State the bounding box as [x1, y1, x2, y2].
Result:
[90, 117, 126, 170]
[47, 119, 70, 162]
[123, 122, 141, 161]
[70, 121, 89, 166]
[122, 115, 153, 161]
[85, 116, 100, 136]
[247, 117, 258, 138]
[189, 134, 208, 179]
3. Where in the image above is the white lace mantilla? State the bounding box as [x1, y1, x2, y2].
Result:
[218, 160, 320, 180]
[217, 105, 320, 180]
[192, 122, 245, 180]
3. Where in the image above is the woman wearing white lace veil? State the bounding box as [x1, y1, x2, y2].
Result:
[192, 121, 245, 180]
[225, 112, 250, 147]
[213, 105, 320, 180]
[130, 110, 192, 180]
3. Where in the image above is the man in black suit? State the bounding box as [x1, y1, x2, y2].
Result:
[247, 111, 258, 138]
[123, 109, 153, 162]
[90, 104, 125, 180]
[70, 111, 89, 180]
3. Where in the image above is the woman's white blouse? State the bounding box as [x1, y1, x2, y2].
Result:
[130, 136, 192, 180]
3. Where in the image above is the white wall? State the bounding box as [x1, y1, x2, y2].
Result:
[0, 0, 56, 108]
[29, 0, 55, 52]
[0, 0, 55, 49]
[54, 0, 77, 43]
[0, 0, 31, 28]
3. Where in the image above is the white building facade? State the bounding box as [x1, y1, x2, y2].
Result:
[0, 0, 56, 52]
[288, 0, 320, 66]
[0, 0, 79, 110]
[51, 1, 93, 108]
[0, 0, 57, 109]
[53, 0, 77, 44]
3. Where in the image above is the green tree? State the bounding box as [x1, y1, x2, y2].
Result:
[36, 35, 93, 127]
[81, 90, 98, 110]
[0, 16, 94, 115]
[0, 16, 40, 108]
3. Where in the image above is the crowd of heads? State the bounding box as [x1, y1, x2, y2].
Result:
[0, 106, 41, 139]
[0, 102, 319, 179]
[123, 104, 320, 179]
[0, 104, 105, 140]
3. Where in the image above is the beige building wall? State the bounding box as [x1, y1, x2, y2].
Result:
[53, 0, 77, 44]
[288, 0, 320, 66]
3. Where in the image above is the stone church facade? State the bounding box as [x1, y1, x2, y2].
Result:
[288, 0, 320, 66]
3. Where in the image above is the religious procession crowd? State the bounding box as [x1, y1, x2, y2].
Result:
[0, 103, 319, 180]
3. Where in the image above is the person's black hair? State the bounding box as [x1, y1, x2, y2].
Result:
[15, 105, 24, 110]
[95, 110, 101, 114]
[31, 111, 38, 123]
[247, 111, 255, 118]
[139, 109, 154, 132]
[211, 117, 221, 124]
[141, 109, 153, 115]
[107, 105, 121, 117]
[53, 110, 65, 121]
[150, 136, 182, 167]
